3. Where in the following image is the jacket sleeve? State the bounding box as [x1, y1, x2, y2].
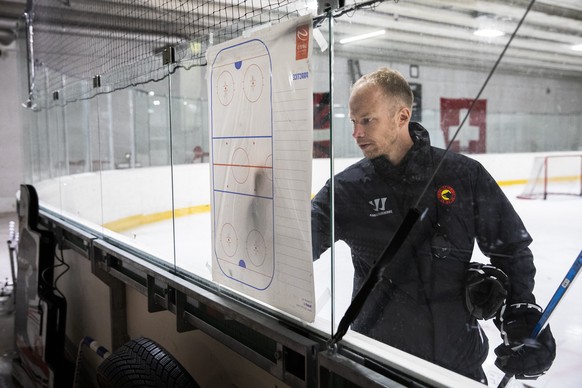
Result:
[311, 180, 332, 261]
[472, 164, 537, 305]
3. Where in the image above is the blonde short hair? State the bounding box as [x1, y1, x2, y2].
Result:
[353, 67, 414, 110]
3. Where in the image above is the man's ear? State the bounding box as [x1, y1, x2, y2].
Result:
[398, 107, 411, 125]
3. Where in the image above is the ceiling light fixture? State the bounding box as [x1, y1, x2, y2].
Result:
[474, 28, 505, 38]
[339, 30, 386, 45]
[571, 44, 582, 51]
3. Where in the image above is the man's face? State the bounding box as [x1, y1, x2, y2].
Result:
[348, 82, 408, 160]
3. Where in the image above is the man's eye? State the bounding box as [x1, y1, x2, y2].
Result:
[351, 118, 372, 125]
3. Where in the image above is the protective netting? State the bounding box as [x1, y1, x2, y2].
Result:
[22, 0, 317, 109]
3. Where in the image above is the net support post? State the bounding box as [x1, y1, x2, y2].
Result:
[317, 0, 344, 14]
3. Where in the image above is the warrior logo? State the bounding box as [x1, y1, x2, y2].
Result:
[369, 197, 392, 217]
[437, 185, 456, 205]
[369, 197, 387, 212]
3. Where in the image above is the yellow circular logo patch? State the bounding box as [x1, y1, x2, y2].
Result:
[437, 185, 456, 205]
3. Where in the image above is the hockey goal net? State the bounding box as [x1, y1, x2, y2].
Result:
[518, 154, 582, 199]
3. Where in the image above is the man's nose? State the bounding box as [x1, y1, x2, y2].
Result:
[352, 123, 364, 138]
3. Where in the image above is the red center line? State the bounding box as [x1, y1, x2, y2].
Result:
[213, 162, 272, 169]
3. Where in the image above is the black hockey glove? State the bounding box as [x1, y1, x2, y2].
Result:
[494, 303, 556, 379]
[465, 262, 509, 320]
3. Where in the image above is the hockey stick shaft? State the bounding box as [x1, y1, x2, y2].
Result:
[497, 249, 582, 388]
[531, 250, 582, 337]
[327, 207, 421, 348]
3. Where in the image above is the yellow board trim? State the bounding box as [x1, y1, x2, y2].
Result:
[498, 178, 528, 186]
[103, 175, 579, 233]
[103, 204, 210, 233]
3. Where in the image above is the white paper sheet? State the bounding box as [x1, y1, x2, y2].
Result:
[207, 15, 315, 322]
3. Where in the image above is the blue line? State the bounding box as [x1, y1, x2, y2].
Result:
[214, 189, 273, 200]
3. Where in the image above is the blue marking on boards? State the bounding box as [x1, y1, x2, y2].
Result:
[235, 61, 242, 69]
[238, 259, 246, 268]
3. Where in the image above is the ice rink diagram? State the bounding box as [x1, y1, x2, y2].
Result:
[210, 39, 275, 290]
[206, 15, 316, 322]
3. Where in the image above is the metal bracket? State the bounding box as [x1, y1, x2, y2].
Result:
[88, 240, 130, 350]
[317, 0, 345, 14]
[147, 274, 165, 313]
[163, 46, 176, 65]
[40, 210, 95, 257]
[176, 290, 196, 333]
[93, 75, 101, 88]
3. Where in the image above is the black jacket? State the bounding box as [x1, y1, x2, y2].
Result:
[311, 122, 536, 375]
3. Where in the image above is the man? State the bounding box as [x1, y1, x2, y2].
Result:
[311, 67, 555, 383]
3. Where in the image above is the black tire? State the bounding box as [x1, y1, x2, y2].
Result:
[96, 337, 200, 388]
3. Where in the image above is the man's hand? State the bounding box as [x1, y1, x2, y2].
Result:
[494, 303, 556, 379]
[465, 262, 509, 320]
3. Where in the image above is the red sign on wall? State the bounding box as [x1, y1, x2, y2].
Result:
[440, 98, 487, 154]
[313, 92, 330, 158]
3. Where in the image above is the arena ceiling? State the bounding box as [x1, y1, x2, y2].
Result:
[0, 0, 581, 78]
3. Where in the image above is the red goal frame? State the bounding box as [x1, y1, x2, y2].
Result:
[518, 154, 582, 200]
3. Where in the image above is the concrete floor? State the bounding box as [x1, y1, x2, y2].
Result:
[0, 313, 17, 388]
[0, 212, 18, 388]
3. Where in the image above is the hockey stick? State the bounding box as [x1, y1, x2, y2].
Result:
[497, 249, 582, 388]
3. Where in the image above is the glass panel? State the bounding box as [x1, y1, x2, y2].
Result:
[311, 15, 335, 339]
[37, 88, 67, 213]
[25, 70, 66, 212]
[23, 111, 47, 184]
[170, 65, 213, 281]
[316, 0, 581, 385]
[64, 98, 91, 175]
[99, 80, 176, 266]
[47, 98, 67, 180]
[57, 86, 104, 229]
[136, 84, 172, 168]
[28, 76, 104, 230]
[110, 90, 137, 170]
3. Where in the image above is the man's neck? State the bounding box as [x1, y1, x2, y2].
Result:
[386, 135, 414, 166]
